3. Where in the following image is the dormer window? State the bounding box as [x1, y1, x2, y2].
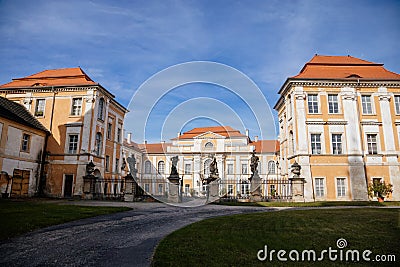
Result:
[346, 74, 362, 78]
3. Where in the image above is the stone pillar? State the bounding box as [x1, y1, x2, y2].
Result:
[378, 88, 400, 200]
[342, 87, 368, 201]
[124, 175, 135, 202]
[290, 176, 305, 202]
[250, 171, 262, 202]
[206, 178, 220, 204]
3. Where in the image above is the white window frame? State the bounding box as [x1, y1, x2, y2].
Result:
[327, 94, 340, 114]
[35, 99, 45, 117]
[307, 94, 319, 114]
[158, 161, 165, 174]
[394, 95, 400, 115]
[331, 133, 343, 155]
[227, 163, 234, 175]
[268, 160, 276, 174]
[21, 133, 30, 152]
[144, 160, 152, 174]
[336, 177, 347, 198]
[68, 134, 79, 154]
[315, 177, 325, 197]
[310, 133, 322, 155]
[366, 133, 379, 155]
[158, 184, 163, 194]
[97, 98, 105, 120]
[241, 163, 247, 175]
[184, 163, 191, 175]
[71, 97, 82, 116]
[228, 184, 233, 195]
[361, 95, 374, 115]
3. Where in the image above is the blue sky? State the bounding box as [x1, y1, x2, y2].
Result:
[1, 0, 399, 143]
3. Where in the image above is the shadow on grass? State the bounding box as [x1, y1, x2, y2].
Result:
[0, 198, 131, 241]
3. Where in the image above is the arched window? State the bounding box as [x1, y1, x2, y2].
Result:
[95, 132, 102, 156]
[204, 159, 212, 176]
[98, 98, 105, 120]
[144, 160, 152, 174]
[205, 142, 213, 149]
[158, 161, 165, 174]
[268, 160, 276, 174]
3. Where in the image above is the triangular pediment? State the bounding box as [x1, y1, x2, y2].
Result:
[194, 131, 226, 139]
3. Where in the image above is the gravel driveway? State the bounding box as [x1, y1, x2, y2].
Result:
[0, 202, 273, 267]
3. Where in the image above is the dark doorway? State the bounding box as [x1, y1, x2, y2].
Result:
[64, 175, 73, 198]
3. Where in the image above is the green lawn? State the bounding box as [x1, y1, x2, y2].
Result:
[215, 200, 400, 207]
[152, 208, 400, 266]
[0, 199, 131, 240]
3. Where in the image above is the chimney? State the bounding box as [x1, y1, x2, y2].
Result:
[144, 140, 147, 144]
[245, 129, 249, 137]
[177, 132, 181, 138]
[254, 136, 258, 142]
[127, 132, 132, 144]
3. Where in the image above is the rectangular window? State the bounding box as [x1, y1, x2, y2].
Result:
[361, 95, 373, 114]
[21, 133, 30, 152]
[185, 163, 191, 175]
[71, 98, 82, 116]
[367, 134, 378, 154]
[241, 183, 249, 195]
[105, 155, 110, 172]
[315, 178, 325, 197]
[117, 127, 121, 143]
[68, 134, 78, 154]
[241, 164, 247, 174]
[395, 96, 400, 114]
[311, 134, 322, 154]
[115, 158, 119, 173]
[35, 99, 45, 117]
[228, 184, 233, 195]
[337, 178, 346, 197]
[307, 94, 319, 113]
[328, 94, 339, 114]
[144, 183, 149, 193]
[185, 184, 190, 194]
[158, 184, 163, 194]
[332, 134, 342, 155]
[227, 164, 234, 175]
[107, 122, 112, 140]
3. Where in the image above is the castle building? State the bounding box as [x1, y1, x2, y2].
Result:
[0, 96, 49, 197]
[0, 68, 128, 197]
[124, 126, 279, 198]
[274, 55, 400, 201]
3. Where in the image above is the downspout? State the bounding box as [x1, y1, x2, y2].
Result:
[49, 87, 56, 133]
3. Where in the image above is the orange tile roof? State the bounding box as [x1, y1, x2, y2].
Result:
[138, 143, 171, 154]
[293, 55, 400, 80]
[0, 67, 97, 88]
[176, 126, 246, 139]
[252, 140, 279, 153]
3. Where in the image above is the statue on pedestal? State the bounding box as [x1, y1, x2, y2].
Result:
[168, 156, 180, 184]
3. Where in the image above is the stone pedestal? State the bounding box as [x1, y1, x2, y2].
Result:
[124, 175, 135, 202]
[83, 175, 96, 199]
[249, 171, 262, 202]
[206, 178, 220, 203]
[290, 176, 305, 202]
[168, 175, 181, 203]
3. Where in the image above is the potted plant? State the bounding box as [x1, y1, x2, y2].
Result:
[368, 181, 393, 202]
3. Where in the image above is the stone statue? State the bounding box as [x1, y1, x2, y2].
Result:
[250, 151, 259, 174]
[86, 160, 95, 176]
[170, 156, 179, 176]
[209, 157, 218, 177]
[291, 161, 301, 177]
[127, 156, 137, 178]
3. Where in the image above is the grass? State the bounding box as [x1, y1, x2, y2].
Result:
[215, 200, 400, 207]
[152, 208, 400, 266]
[0, 199, 131, 241]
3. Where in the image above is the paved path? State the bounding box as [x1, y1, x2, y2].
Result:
[0, 202, 274, 267]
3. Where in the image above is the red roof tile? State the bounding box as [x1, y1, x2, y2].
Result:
[176, 126, 246, 139]
[0, 67, 97, 88]
[293, 55, 400, 80]
[138, 143, 171, 154]
[252, 140, 279, 153]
